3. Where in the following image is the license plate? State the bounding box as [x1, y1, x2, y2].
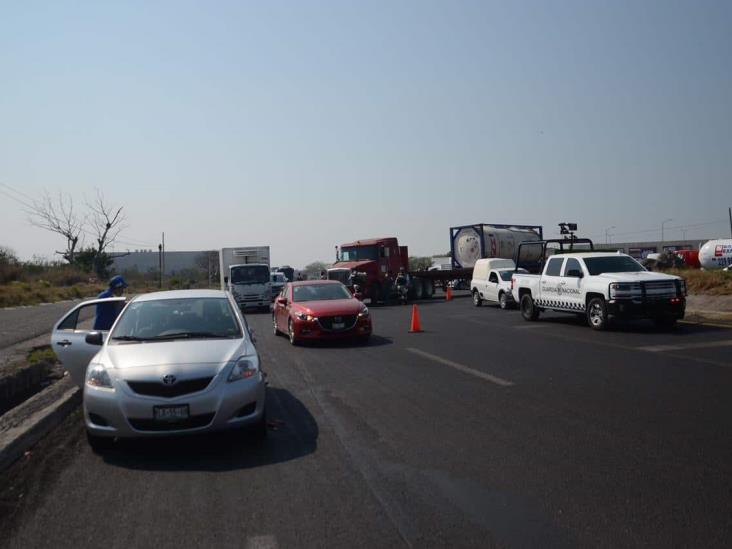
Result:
[153, 405, 189, 422]
[333, 322, 345, 329]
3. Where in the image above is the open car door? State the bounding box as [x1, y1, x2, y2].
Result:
[50, 297, 127, 387]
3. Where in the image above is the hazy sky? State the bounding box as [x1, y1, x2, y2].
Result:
[2, 0, 731, 267]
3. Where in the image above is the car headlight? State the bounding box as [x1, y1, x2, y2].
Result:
[294, 311, 316, 321]
[228, 356, 259, 382]
[86, 363, 114, 389]
[358, 307, 369, 318]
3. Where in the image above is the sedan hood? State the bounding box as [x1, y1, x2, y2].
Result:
[101, 338, 250, 378]
[294, 299, 365, 316]
[594, 271, 681, 283]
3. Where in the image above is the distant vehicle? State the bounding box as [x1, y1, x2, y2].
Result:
[220, 246, 271, 311]
[511, 239, 686, 330]
[51, 290, 267, 452]
[674, 250, 700, 269]
[699, 239, 732, 270]
[271, 272, 287, 299]
[272, 280, 372, 345]
[272, 265, 294, 282]
[330, 224, 543, 304]
[470, 258, 521, 309]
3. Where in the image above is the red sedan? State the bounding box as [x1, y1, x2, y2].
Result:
[272, 280, 372, 345]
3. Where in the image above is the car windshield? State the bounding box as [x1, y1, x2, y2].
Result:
[499, 271, 513, 281]
[293, 283, 352, 302]
[583, 256, 645, 275]
[231, 265, 269, 284]
[271, 273, 286, 284]
[109, 297, 242, 343]
[340, 246, 378, 261]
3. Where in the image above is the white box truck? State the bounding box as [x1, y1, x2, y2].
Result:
[220, 246, 271, 311]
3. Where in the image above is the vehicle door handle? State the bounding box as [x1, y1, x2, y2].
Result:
[56, 340, 72, 347]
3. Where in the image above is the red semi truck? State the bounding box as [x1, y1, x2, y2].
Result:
[329, 224, 543, 304]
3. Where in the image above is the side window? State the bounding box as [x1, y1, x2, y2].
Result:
[545, 257, 564, 277]
[488, 272, 498, 283]
[384, 247, 390, 257]
[57, 302, 118, 332]
[563, 258, 582, 277]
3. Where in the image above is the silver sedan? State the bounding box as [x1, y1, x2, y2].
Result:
[51, 289, 266, 452]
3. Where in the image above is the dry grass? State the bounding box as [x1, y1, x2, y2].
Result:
[0, 281, 103, 308]
[663, 268, 732, 296]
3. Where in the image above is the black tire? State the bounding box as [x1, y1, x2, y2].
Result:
[251, 407, 267, 441]
[288, 318, 299, 346]
[499, 292, 508, 310]
[654, 317, 678, 330]
[86, 430, 114, 454]
[472, 290, 482, 307]
[586, 297, 609, 331]
[520, 294, 540, 321]
[273, 315, 280, 336]
[370, 283, 382, 306]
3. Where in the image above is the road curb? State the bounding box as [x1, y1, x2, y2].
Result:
[0, 378, 80, 471]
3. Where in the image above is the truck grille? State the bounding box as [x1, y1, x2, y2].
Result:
[642, 281, 677, 299]
[127, 377, 214, 398]
[318, 315, 357, 331]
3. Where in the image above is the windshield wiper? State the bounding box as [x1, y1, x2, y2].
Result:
[147, 331, 235, 340]
[111, 335, 152, 342]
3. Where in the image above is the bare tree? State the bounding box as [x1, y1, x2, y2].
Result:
[27, 191, 85, 263]
[87, 189, 127, 275]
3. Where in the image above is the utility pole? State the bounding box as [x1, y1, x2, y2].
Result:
[661, 218, 673, 244]
[158, 243, 163, 289]
[605, 226, 616, 245]
[162, 232, 165, 285]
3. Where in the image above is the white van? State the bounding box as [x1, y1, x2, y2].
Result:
[471, 258, 517, 309]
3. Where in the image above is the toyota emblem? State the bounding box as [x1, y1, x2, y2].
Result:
[162, 375, 177, 385]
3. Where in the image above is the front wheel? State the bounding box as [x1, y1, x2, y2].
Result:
[499, 292, 509, 310]
[472, 290, 482, 307]
[288, 318, 299, 346]
[586, 297, 609, 330]
[520, 294, 540, 321]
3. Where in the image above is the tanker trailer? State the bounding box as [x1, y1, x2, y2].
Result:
[450, 224, 544, 269]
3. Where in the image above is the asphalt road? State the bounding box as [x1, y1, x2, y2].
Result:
[2, 295, 732, 548]
[0, 301, 81, 350]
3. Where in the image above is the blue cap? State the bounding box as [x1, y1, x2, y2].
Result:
[109, 275, 128, 289]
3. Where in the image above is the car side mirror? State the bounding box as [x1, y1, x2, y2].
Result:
[224, 276, 229, 284]
[85, 331, 104, 346]
[567, 269, 583, 278]
[276, 297, 288, 306]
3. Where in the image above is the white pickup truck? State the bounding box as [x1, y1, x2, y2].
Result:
[511, 251, 687, 330]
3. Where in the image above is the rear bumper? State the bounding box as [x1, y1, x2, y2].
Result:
[607, 298, 686, 319]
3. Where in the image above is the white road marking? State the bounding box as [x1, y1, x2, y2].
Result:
[637, 340, 732, 352]
[406, 347, 514, 387]
[246, 535, 279, 549]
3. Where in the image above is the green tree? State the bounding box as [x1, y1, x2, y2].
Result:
[408, 256, 432, 271]
[304, 261, 329, 279]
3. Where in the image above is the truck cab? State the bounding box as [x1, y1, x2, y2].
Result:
[512, 251, 686, 330]
[333, 237, 408, 303]
[227, 264, 271, 310]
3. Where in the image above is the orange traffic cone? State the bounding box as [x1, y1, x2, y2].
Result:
[409, 304, 423, 333]
[446, 286, 453, 301]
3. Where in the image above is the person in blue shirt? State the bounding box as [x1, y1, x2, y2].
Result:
[94, 275, 128, 330]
